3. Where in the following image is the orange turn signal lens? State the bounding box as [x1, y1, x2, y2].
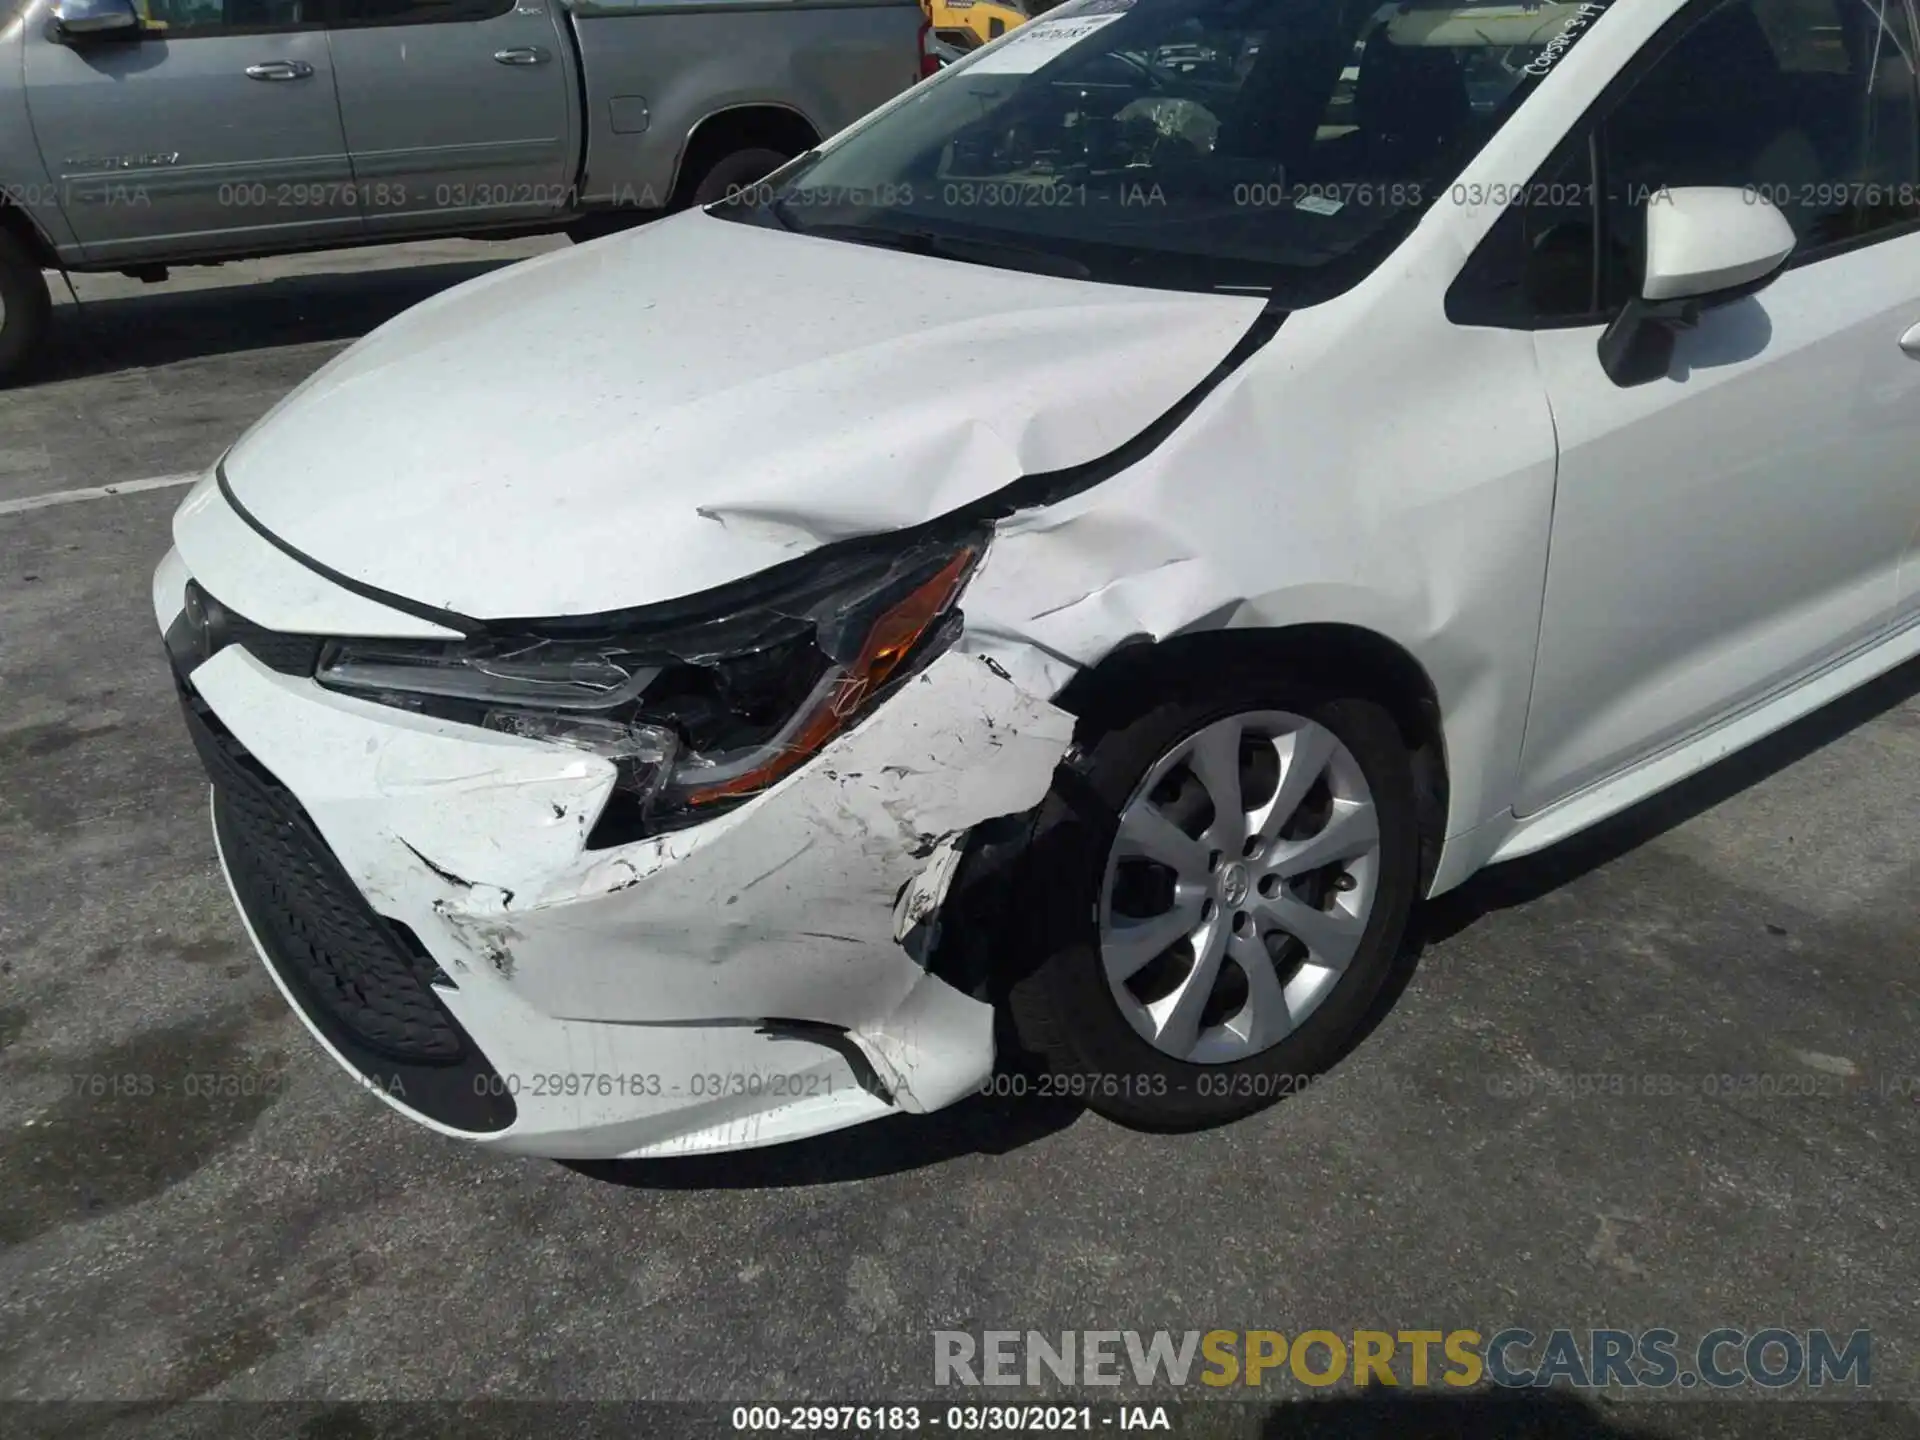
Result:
[680, 546, 977, 805]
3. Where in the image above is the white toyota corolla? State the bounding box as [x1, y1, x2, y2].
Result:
[155, 0, 1920, 1157]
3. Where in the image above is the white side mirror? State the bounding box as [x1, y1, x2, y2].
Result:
[1599, 185, 1796, 387]
[1641, 186, 1796, 303]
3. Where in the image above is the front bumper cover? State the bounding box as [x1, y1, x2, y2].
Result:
[155, 548, 1076, 1159]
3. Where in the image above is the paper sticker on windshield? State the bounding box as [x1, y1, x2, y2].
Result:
[1295, 194, 1344, 216]
[966, 12, 1128, 75]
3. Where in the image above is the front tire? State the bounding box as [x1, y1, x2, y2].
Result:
[0, 230, 52, 388]
[1005, 668, 1421, 1131]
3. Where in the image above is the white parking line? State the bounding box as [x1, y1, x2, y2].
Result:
[0, 472, 200, 519]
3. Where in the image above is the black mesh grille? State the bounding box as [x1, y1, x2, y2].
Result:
[180, 679, 460, 1061]
[170, 652, 514, 1133]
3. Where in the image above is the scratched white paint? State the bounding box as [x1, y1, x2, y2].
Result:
[185, 639, 1073, 1157]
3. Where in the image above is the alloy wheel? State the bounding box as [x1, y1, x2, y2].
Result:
[1097, 710, 1382, 1064]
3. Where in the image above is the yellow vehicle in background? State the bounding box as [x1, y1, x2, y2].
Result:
[921, 0, 1038, 50]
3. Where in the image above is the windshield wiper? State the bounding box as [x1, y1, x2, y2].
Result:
[794, 223, 1093, 281]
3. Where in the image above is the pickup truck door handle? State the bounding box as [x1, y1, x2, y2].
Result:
[244, 61, 314, 81]
[493, 46, 551, 65]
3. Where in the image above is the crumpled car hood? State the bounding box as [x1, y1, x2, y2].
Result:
[222, 210, 1265, 621]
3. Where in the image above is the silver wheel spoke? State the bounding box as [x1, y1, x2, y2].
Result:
[1250, 723, 1336, 843]
[1148, 920, 1228, 1058]
[1187, 719, 1247, 853]
[1114, 802, 1208, 883]
[1250, 891, 1364, 970]
[1265, 797, 1379, 879]
[1099, 709, 1383, 1067]
[1229, 932, 1297, 1050]
[1103, 891, 1206, 982]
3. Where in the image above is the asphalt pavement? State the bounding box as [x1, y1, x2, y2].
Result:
[0, 238, 1916, 1439]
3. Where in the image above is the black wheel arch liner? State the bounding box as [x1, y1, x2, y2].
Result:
[0, 196, 61, 270]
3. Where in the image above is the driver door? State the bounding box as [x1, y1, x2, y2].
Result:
[1509, 0, 1920, 814]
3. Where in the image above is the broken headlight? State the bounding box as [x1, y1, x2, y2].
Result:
[314, 531, 985, 843]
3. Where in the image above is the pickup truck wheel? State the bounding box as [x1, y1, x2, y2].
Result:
[0, 231, 52, 387]
[689, 147, 793, 208]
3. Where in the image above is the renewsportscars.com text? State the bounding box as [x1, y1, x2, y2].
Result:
[934, 1328, 1871, 1391]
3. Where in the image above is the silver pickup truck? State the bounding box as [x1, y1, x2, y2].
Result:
[0, 0, 930, 381]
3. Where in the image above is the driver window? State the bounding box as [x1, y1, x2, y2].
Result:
[1601, 0, 1920, 287]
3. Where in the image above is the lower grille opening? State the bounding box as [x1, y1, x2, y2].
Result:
[176, 667, 516, 1134]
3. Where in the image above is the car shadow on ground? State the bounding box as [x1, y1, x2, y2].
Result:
[562, 1090, 1085, 1191]
[32, 258, 534, 382]
[1419, 652, 1920, 946]
[1252, 1389, 1894, 1438]
[1256, 1390, 1661, 1438]
[1269, 652, 1920, 1083]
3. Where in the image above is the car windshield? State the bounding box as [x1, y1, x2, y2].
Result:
[720, 0, 1610, 302]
